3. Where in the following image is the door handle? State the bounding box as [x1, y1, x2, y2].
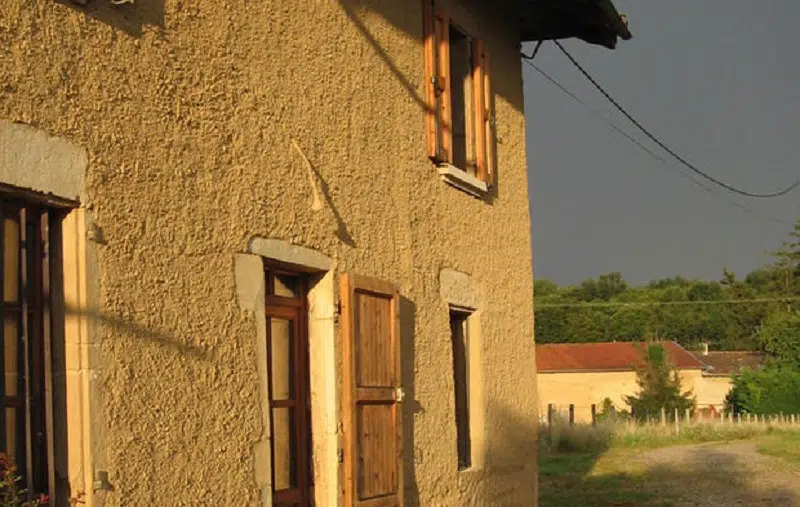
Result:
[395, 387, 405, 402]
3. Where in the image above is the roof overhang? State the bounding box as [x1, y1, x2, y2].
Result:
[519, 0, 632, 49]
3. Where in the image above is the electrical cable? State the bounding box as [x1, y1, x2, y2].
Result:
[521, 57, 795, 226]
[553, 40, 800, 199]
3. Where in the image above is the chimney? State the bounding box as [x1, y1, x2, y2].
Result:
[702, 342, 709, 356]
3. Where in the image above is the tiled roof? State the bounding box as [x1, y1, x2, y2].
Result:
[536, 341, 705, 373]
[699, 351, 766, 376]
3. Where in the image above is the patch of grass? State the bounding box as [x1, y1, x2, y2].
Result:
[540, 416, 800, 454]
[538, 451, 673, 507]
[757, 431, 800, 467]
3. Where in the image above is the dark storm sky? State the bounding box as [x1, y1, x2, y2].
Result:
[523, 1, 800, 285]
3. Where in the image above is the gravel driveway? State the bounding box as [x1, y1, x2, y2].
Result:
[592, 441, 800, 506]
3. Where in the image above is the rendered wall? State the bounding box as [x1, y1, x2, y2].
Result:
[1, 0, 536, 504]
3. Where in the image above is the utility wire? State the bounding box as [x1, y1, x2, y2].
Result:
[553, 40, 800, 199]
[521, 57, 794, 226]
[536, 296, 800, 309]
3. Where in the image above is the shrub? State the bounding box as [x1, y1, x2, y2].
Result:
[726, 365, 800, 415]
[0, 453, 48, 507]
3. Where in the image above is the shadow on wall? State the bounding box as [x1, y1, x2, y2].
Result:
[462, 402, 539, 505]
[400, 296, 422, 505]
[539, 435, 799, 506]
[64, 305, 213, 361]
[57, 0, 165, 38]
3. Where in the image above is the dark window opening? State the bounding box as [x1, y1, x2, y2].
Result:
[450, 309, 471, 470]
[1, 195, 67, 503]
[448, 24, 476, 175]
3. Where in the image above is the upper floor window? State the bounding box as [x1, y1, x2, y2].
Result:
[423, 0, 495, 189]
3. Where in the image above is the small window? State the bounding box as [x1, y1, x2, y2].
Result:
[423, 0, 495, 187]
[449, 308, 471, 470]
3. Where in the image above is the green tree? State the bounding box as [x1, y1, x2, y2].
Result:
[726, 365, 800, 415]
[624, 343, 695, 420]
[756, 311, 800, 367]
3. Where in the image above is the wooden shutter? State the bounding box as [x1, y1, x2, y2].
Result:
[474, 42, 494, 187]
[435, 13, 452, 164]
[423, 0, 452, 164]
[422, 0, 438, 160]
[472, 39, 487, 183]
[340, 274, 404, 507]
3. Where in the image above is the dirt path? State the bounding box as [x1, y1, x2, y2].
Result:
[592, 441, 800, 506]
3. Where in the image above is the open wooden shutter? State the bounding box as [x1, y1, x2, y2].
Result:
[473, 41, 494, 187]
[472, 39, 487, 183]
[340, 274, 404, 507]
[422, 0, 439, 160]
[423, 0, 452, 164]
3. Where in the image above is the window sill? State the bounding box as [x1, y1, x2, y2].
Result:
[437, 164, 488, 198]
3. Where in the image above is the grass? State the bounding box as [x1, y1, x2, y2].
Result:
[756, 431, 800, 467]
[540, 416, 799, 454]
[539, 419, 800, 506]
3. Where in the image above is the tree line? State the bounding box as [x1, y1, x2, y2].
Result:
[534, 219, 800, 351]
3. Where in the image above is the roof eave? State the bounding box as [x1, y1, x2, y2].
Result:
[519, 0, 632, 50]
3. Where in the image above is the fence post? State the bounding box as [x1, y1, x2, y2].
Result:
[674, 408, 679, 435]
[591, 404, 597, 427]
[569, 404, 575, 426]
[685, 408, 691, 424]
[737, 412, 741, 424]
[547, 404, 553, 444]
[792, 414, 796, 425]
[661, 407, 666, 427]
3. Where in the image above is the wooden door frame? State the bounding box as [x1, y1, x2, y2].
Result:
[264, 267, 313, 506]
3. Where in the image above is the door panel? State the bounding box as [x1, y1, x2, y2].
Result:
[341, 274, 403, 507]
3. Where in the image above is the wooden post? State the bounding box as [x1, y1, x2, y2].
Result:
[591, 404, 597, 427]
[569, 404, 575, 426]
[737, 412, 741, 424]
[674, 408, 679, 435]
[547, 404, 553, 445]
[792, 414, 796, 425]
[685, 408, 691, 424]
[661, 407, 666, 427]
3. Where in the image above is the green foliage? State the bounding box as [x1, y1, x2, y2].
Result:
[757, 311, 800, 367]
[0, 453, 48, 507]
[624, 344, 695, 420]
[725, 365, 800, 415]
[534, 218, 800, 349]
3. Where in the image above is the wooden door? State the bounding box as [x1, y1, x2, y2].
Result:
[340, 274, 403, 507]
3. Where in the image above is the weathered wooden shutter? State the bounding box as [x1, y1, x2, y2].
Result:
[340, 274, 403, 507]
[473, 41, 494, 187]
[423, 0, 452, 164]
[423, 0, 439, 160]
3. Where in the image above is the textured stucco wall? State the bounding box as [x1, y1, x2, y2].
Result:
[1, 0, 537, 505]
[538, 370, 705, 423]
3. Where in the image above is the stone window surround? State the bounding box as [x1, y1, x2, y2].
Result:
[235, 238, 338, 507]
[0, 120, 99, 506]
[439, 268, 486, 471]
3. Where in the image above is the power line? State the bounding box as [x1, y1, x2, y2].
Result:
[536, 296, 800, 309]
[553, 40, 800, 200]
[521, 57, 794, 226]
